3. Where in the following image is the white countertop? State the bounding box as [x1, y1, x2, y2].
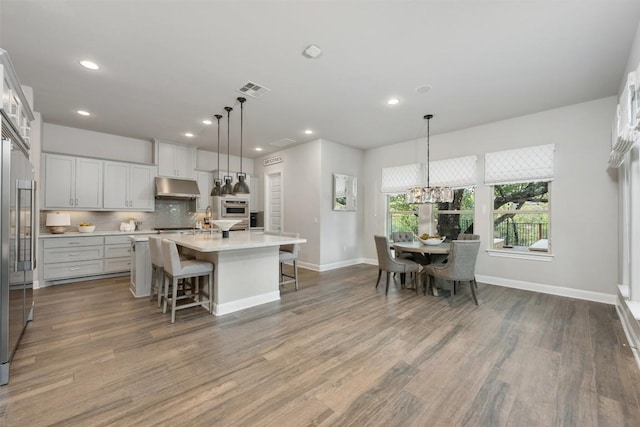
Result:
[39, 230, 158, 239]
[158, 230, 306, 253]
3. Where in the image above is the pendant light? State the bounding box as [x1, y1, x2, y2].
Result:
[221, 106, 234, 195]
[405, 114, 453, 204]
[233, 96, 250, 194]
[210, 114, 223, 196]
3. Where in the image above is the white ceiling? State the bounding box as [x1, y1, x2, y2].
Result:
[1, 0, 640, 159]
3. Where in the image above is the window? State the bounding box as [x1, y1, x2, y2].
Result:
[388, 194, 418, 238]
[492, 182, 550, 252]
[433, 187, 475, 238]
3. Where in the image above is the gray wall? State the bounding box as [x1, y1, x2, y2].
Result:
[43, 123, 153, 163]
[319, 140, 363, 267]
[363, 97, 618, 297]
[253, 139, 364, 270]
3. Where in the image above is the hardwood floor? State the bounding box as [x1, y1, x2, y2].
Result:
[1, 265, 639, 426]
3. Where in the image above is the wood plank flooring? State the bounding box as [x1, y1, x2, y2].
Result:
[1, 265, 640, 426]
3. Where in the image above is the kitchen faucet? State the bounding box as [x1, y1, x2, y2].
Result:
[205, 206, 212, 219]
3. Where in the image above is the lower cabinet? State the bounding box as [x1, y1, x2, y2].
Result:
[42, 235, 134, 282]
[104, 236, 132, 273]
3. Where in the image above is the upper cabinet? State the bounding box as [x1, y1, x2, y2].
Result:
[155, 140, 196, 178]
[0, 49, 34, 149]
[195, 170, 213, 212]
[43, 154, 103, 209]
[103, 161, 156, 211]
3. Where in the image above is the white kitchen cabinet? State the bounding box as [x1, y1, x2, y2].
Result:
[42, 236, 105, 281]
[129, 238, 151, 297]
[249, 175, 261, 212]
[156, 141, 196, 178]
[103, 161, 155, 211]
[43, 153, 103, 209]
[195, 170, 213, 212]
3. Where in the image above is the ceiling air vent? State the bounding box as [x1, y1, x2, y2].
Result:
[237, 81, 271, 98]
[270, 138, 296, 147]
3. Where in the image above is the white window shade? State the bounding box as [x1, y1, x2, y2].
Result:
[485, 144, 555, 185]
[381, 163, 423, 193]
[429, 155, 477, 188]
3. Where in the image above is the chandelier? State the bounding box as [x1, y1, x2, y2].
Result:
[405, 114, 453, 204]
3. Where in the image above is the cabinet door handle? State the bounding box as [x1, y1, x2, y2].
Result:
[70, 198, 74, 206]
[67, 242, 80, 245]
[69, 267, 80, 271]
[68, 253, 80, 256]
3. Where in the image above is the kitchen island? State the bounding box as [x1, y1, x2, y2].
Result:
[163, 231, 306, 315]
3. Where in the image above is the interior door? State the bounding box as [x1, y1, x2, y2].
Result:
[265, 172, 282, 232]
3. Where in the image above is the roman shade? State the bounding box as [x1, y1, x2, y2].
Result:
[429, 155, 477, 188]
[485, 144, 555, 185]
[380, 163, 423, 193]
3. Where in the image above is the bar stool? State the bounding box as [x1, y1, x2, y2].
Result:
[265, 231, 301, 291]
[161, 239, 214, 323]
[148, 235, 193, 308]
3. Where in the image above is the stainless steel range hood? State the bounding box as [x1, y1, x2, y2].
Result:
[155, 177, 200, 199]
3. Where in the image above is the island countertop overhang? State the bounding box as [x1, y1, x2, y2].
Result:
[145, 231, 306, 253]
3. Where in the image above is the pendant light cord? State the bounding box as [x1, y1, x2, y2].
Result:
[238, 97, 246, 175]
[424, 114, 433, 188]
[225, 106, 232, 179]
[215, 114, 222, 180]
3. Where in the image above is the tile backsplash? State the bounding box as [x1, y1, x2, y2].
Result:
[40, 199, 201, 233]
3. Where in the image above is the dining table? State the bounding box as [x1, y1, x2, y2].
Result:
[392, 241, 451, 296]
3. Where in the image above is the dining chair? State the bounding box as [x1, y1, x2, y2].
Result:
[423, 240, 480, 305]
[265, 231, 301, 290]
[374, 235, 421, 295]
[457, 233, 480, 240]
[391, 231, 416, 260]
[161, 239, 214, 323]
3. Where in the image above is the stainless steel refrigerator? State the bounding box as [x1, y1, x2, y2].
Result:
[0, 110, 36, 385]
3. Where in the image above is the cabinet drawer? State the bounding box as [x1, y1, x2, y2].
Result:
[104, 257, 131, 273]
[44, 247, 104, 264]
[104, 244, 131, 259]
[105, 235, 131, 245]
[43, 236, 104, 249]
[43, 260, 104, 280]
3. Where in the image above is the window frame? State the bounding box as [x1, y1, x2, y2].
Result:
[387, 194, 419, 240]
[488, 181, 554, 261]
[432, 187, 475, 239]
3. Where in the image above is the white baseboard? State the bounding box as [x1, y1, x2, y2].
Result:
[476, 274, 616, 305]
[615, 287, 640, 369]
[298, 258, 367, 272]
[33, 280, 41, 290]
[213, 291, 280, 316]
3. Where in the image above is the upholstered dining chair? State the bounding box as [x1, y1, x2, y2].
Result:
[374, 235, 421, 295]
[423, 240, 480, 305]
[457, 233, 480, 240]
[391, 231, 416, 261]
[264, 231, 301, 290]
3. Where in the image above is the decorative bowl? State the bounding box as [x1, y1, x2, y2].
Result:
[211, 220, 240, 231]
[418, 236, 445, 246]
[78, 225, 96, 233]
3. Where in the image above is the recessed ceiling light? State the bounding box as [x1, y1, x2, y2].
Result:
[79, 60, 99, 70]
[304, 129, 313, 135]
[255, 147, 263, 152]
[185, 132, 194, 137]
[76, 110, 90, 116]
[202, 119, 212, 125]
[387, 98, 400, 105]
